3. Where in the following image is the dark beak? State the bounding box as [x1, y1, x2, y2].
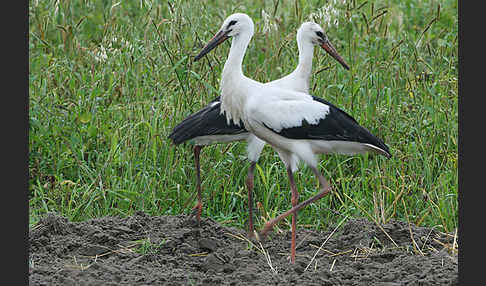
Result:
[320, 39, 350, 70]
[194, 29, 231, 62]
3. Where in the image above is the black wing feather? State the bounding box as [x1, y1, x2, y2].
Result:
[168, 96, 247, 145]
[266, 95, 391, 156]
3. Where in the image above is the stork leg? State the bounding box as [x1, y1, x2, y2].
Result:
[287, 167, 299, 264]
[246, 161, 256, 237]
[191, 145, 203, 223]
[259, 167, 332, 241]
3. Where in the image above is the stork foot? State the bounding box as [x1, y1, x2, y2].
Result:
[187, 202, 203, 227]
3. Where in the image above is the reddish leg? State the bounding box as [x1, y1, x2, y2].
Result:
[191, 145, 203, 223]
[246, 161, 257, 237]
[259, 167, 332, 244]
[287, 167, 299, 264]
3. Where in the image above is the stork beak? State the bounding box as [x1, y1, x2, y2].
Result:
[194, 29, 231, 62]
[320, 39, 350, 70]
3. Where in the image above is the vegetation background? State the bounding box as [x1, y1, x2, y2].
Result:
[29, 0, 458, 235]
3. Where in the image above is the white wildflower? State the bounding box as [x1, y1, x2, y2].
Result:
[307, 0, 346, 28]
[54, 0, 59, 16]
[92, 36, 134, 63]
[261, 9, 278, 34]
[94, 45, 108, 63]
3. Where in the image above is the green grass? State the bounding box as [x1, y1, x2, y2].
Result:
[132, 237, 166, 255]
[29, 0, 458, 234]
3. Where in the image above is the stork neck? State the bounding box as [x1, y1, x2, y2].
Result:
[294, 39, 315, 79]
[222, 32, 252, 80]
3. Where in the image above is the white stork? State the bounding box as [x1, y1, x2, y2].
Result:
[169, 21, 349, 236]
[193, 13, 391, 264]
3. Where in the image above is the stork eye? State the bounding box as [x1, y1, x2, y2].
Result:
[315, 31, 324, 38]
[227, 20, 237, 28]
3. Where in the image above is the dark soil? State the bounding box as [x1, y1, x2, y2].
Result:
[29, 212, 458, 285]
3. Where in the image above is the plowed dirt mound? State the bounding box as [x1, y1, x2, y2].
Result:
[29, 212, 458, 285]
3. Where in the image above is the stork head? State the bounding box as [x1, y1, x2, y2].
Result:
[194, 13, 254, 61]
[298, 22, 349, 70]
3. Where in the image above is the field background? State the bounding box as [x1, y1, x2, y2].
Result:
[29, 0, 458, 234]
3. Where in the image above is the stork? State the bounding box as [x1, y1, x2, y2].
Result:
[193, 13, 391, 264]
[169, 21, 349, 236]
